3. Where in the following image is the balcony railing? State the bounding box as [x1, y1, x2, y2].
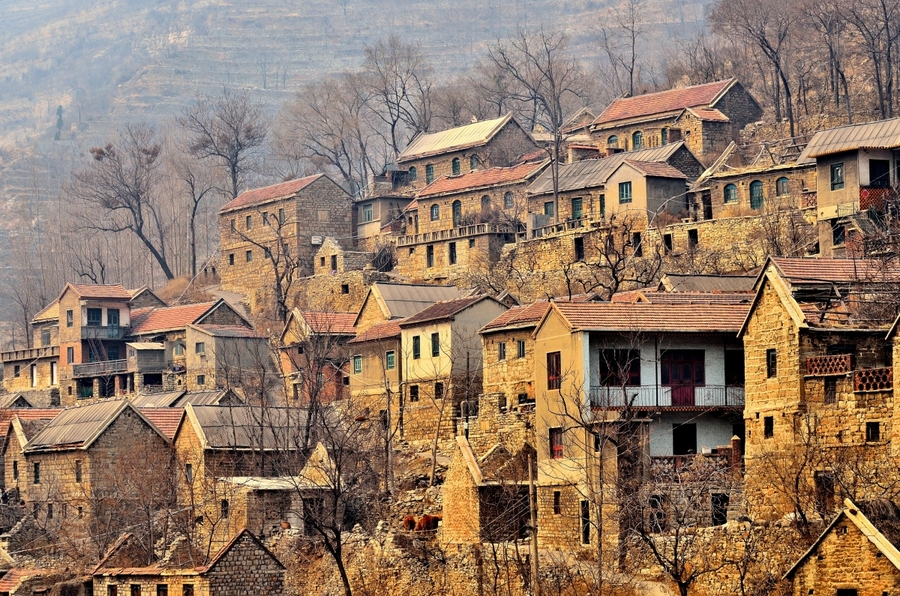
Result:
[589, 385, 744, 409]
[1, 345, 59, 363]
[396, 223, 513, 247]
[805, 354, 853, 376]
[531, 217, 588, 239]
[81, 325, 126, 340]
[860, 186, 898, 211]
[854, 367, 892, 392]
[72, 359, 128, 378]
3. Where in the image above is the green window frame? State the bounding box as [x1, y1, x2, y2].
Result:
[618, 181, 632, 204]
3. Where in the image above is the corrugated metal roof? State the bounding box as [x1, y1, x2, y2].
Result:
[189, 405, 308, 450]
[798, 118, 900, 161]
[659, 273, 756, 293]
[172, 389, 242, 408]
[528, 142, 687, 195]
[25, 400, 134, 452]
[397, 115, 514, 163]
[131, 391, 186, 408]
[126, 342, 164, 350]
[374, 283, 462, 319]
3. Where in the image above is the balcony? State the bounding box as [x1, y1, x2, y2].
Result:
[81, 325, 127, 340]
[805, 354, 853, 376]
[396, 223, 513, 247]
[72, 359, 128, 378]
[854, 367, 892, 392]
[1, 345, 59, 363]
[860, 186, 898, 211]
[530, 217, 588, 239]
[589, 385, 744, 409]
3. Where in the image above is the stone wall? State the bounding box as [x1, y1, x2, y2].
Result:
[291, 269, 388, 315]
[206, 532, 285, 595]
[395, 233, 510, 283]
[707, 164, 817, 220]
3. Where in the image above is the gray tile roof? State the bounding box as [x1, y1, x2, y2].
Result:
[659, 273, 757, 293]
[188, 405, 308, 451]
[374, 283, 462, 319]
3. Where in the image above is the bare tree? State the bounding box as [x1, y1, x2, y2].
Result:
[579, 217, 664, 300]
[596, 0, 648, 97]
[69, 124, 176, 280]
[179, 89, 269, 201]
[845, 0, 900, 120]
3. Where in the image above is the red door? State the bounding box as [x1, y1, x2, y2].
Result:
[661, 350, 705, 406]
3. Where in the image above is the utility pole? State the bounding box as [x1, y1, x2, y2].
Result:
[527, 453, 540, 596]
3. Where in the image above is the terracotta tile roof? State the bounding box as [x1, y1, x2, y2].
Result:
[418, 161, 547, 198]
[592, 79, 734, 127]
[0, 569, 48, 592]
[481, 301, 552, 332]
[622, 160, 687, 179]
[686, 107, 730, 122]
[0, 409, 63, 439]
[139, 408, 184, 440]
[348, 320, 402, 344]
[397, 115, 514, 163]
[193, 324, 264, 338]
[549, 302, 750, 333]
[399, 295, 492, 327]
[611, 291, 752, 305]
[65, 283, 132, 300]
[770, 257, 900, 285]
[130, 302, 216, 335]
[300, 311, 357, 335]
[220, 174, 323, 213]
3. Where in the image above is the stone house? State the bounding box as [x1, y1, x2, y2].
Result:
[395, 161, 549, 282]
[182, 324, 272, 393]
[355, 195, 414, 252]
[588, 78, 762, 159]
[218, 174, 353, 298]
[784, 499, 900, 596]
[352, 282, 461, 334]
[797, 118, 900, 258]
[700, 161, 817, 221]
[531, 300, 748, 549]
[395, 296, 508, 444]
[739, 257, 900, 522]
[396, 114, 539, 190]
[312, 237, 374, 276]
[526, 141, 702, 236]
[128, 285, 167, 309]
[92, 528, 285, 595]
[0, 411, 61, 506]
[278, 309, 356, 404]
[0, 301, 61, 398]
[346, 320, 403, 427]
[19, 399, 174, 545]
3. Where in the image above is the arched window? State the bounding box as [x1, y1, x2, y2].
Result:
[632, 131, 643, 150]
[408, 167, 417, 182]
[452, 200, 462, 227]
[607, 135, 619, 148]
[470, 155, 479, 170]
[661, 128, 669, 145]
[425, 164, 435, 184]
[750, 180, 764, 210]
[776, 177, 789, 196]
[504, 191, 514, 209]
[481, 195, 491, 215]
[724, 184, 737, 204]
[430, 204, 440, 221]
[452, 157, 461, 176]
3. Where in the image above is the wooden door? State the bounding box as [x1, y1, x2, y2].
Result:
[661, 350, 705, 406]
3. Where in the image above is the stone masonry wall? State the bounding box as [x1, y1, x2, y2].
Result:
[206, 532, 285, 595]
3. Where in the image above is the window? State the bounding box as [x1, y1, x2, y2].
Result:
[426, 245, 434, 268]
[776, 177, 789, 196]
[498, 342, 507, 361]
[836, 591, 858, 596]
[412, 336, 421, 359]
[723, 183, 737, 203]
[547, 351, 562, 390]
[571, 197, 583, 219]
[580, 500, 591, 544]
[385, 351, 395, 370]
[517, 340, 526, 359]
[870, 158, 891, 187]
[452, 157, 461, 175]
[430, 204, 440, 221]
[452, 200, 462, 227]
[832, 220, 846, 246]
[648, 495, 666, 532]
[87, 308, 102, 326]
[12, 460, 17, 481]
[221, 499, 229, 519]
[688, 229, 698, 248]
[831, 162, 845, 190]
[67, 347, 74, 364]
[661, 127, 668, 145]
[320, 256, 326, 267]
[725, 350, 745, 386]
[574, 237, 585, 261]
[434, 381, 444, 399]
[195, 342, 206, 355]
[449, 242, 457, 265]
[431, 332, 440, 357]
[549, 427, 564, 459]
[66, 309, 73, 327]
[469, 238, 475, 248]
[174, 344, 184, 357]
[156, 585, 168, 596]
[77, 506, 83, 518]
[598, 350, 642, 387]
[228, 253, 235, 266]
[33, 462, 40, 484]
[553, 491, 561, 514]
[747, 180, 764, 210]
[867, 421, 881, 442]
[29, 364, 36, 387]
[362, 203, 373, 222]
[824, 377, 836, 404]
[47, 502, 53, 519]
[230, 218, 236, 231]
[607, 135, 618, 148]
[711, 493, 729, 526]
[481, 195, 491, 215]
[425, 164, 434, 184]
[185, 463, 193, 483]
[278, 208, 285, 224]
[544, 201, 555, 217]
[262, 211, 269, 225]
[470, 155, 478, 170]
[766, 348, 777, 378]
[62, 503, 67, 518]
[618, 181, 632, 204]
[75, 460, 82, 483]
[131, 585, 141, 596]
[763, 416, 774, 439]
[504, 191, 514, 209]
[108, 585, 118, 596]
[341, 284, 349, 294]
[13, 365, 19, 378]
[41, 328, 50, 347]
[409, 385, 419, 402]
[409, 167, 417, 182]
[353, 355, 362, 374]
[196, 375, 205, 386]
[182, 587, 194, 596]
[632, 130, 643, 150]
[245, 215, 252, 230]
[331, 255, 338, 271]
[108, 345, 119, 361]
[245, 250, 252, 262]
[816, 472, 836, 515]
[32, 502, 38, 519]
[599, 194, 606, 217]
